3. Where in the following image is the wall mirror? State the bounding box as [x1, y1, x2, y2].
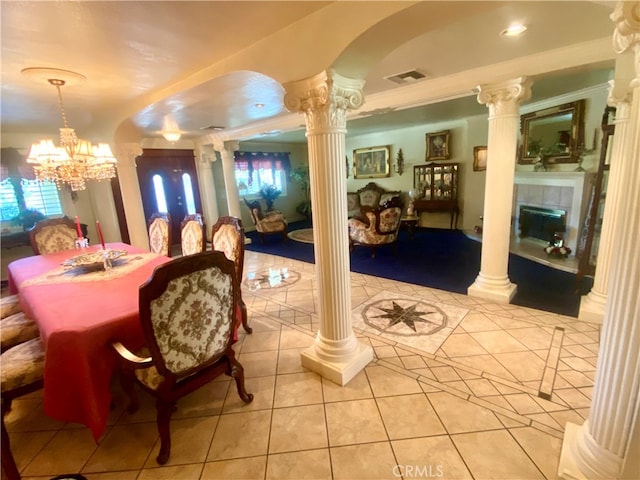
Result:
[519, 99, 585, 164]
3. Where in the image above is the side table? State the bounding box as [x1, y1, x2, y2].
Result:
[400, 215, 419, 240]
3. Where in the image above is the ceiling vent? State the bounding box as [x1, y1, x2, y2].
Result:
[384, 69, 428, 85]
[200, 125, 225, 131]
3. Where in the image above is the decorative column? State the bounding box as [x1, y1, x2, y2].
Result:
[284, 69, 373, 385]
[468, 77, 532, 303]
[579, 80, 633, 324]
[194, 142, 220, 231]
[212, 139, 242, 219]
[558, 2, 640, 478]
[114, 143, 147, 249]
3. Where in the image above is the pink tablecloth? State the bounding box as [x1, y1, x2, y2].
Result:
[7, 243, 170, 440]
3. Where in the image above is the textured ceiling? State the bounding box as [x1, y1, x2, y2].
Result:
[0, 1, 618, 146]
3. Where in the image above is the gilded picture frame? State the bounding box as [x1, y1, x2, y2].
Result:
[473, 146, 487, 171]
[353, 145, 391, 179]
[426, 130, 451, 161]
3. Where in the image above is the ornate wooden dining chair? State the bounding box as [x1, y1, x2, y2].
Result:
[112, 251, 253, 465]
[28, 217, 78, 255]
[147, 212, 172, 257]
[210, 216, 252, 336]
[180, 213, 205, 256]
[1, 337, 45, 480]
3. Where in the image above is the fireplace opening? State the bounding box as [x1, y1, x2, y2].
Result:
[519, 205, 567, 243]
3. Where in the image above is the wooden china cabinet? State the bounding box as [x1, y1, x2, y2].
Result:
[413, 162, 460, 229]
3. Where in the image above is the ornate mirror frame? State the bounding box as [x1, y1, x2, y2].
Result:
[519, 99, 586, 164]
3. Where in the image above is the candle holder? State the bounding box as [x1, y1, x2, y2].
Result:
[75, 237, 89, 249]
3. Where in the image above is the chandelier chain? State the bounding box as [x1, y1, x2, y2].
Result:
[55, 83, 70, 130]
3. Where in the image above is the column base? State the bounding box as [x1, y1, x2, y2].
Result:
[467, 275, 517, 303]
[558, 421, 623, 480]
[578, 291, 606, 325]
[301, 341, 373, 386]
[558, 422, 589, 480]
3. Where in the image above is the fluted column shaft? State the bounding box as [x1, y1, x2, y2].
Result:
[559, 3, 640, 478]
[213, 140, 241, 219]
[579, 82, 633, 324]
[194, 144, 220, 232]
[284, 70, 373, 385]
[114, 143, 147, 249]
[468, 77, 532, 303]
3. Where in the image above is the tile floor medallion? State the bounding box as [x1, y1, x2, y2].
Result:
[352, 291, 469, 354]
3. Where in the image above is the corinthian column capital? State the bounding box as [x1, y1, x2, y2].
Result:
[113, 143, 143, 168]
[284, 69, 365, 132]
[477, 77, 533, 116]
[611, 1, 640, 53]
[607, 80, 634, 119]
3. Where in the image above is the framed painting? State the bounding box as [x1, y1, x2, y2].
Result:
[473, 146, 487, 171]
[426, 130, 451, 160]
[353, 145, 391, 179]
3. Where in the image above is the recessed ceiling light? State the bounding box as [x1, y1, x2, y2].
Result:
[255, 103, 265, 108]
[501, 23, 527, 37]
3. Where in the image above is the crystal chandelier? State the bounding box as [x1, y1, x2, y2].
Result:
[23, 68, 117, 192]
[161, 114, 182, 142]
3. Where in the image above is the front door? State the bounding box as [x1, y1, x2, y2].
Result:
[136, 149, 202, 246]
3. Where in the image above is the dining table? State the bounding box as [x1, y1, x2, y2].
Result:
[7, 242, 170, 441]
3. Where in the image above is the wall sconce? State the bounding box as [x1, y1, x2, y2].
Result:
[395, 148, 404, 175]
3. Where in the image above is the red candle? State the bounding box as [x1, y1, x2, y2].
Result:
[96, 220, 106, 250]
[74, 216, 83, 238]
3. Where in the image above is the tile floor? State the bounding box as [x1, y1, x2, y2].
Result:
[6, 250, 601, 480]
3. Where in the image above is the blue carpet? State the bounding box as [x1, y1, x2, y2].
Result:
[245, 221, 592, 317]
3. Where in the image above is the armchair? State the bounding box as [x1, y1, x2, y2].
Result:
[243, 199, 287, 243]
[348, 196, 404, 258]
[112, 251, 253, 465]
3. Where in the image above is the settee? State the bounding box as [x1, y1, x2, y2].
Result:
[347, 182, 401, 218]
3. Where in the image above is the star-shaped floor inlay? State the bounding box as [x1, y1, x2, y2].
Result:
[374, 301, 441, 332]
[362, 298, 448, 336]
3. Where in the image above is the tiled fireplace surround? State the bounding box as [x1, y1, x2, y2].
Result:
[513, 172, 592, 254]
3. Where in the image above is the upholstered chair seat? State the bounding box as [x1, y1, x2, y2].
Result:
[29, 217, 78, 255]
[348, 196, 404, 258]
[243, 199, 287, 243]
[0, 295, 22, 319]
[0, 312, 40, 352]
[1, 337, 45, 480]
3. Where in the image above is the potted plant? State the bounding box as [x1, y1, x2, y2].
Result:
[259, 184, 282, 211]
[290, 165, 312, 219]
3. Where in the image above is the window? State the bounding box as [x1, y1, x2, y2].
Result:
[0, 178, 62, 222]
[234, 151, 290, 198]
[182, 173, 196, 215]
[22, 180, 63, 216]
[152, 174, 168, 213]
